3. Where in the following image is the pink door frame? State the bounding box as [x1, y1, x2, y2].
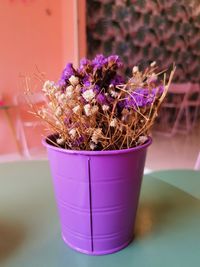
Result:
[62, 0, 86, 67]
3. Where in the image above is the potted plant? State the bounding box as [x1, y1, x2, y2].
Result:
[27, 55, 174, 255]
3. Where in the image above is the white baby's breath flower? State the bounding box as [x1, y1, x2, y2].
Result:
[66, 85, 74, 92]
[56, 120, 62, 126]
[84, 104, 99, 116]
[48, 102, 54, 108]
[110, 118, 117, 127]
[55, 106, 62, 117]
[90, 142, 96, 150]
[91, 128, 102, 144]
[55, 92, 60, 99]
[69, 75, 79, 86]
[91, 105, 99, 114]
[110, 90, 119, 98]
[82, 89, 95, 102]
[132, 66, 139, 73]
[42, 80, 54, 93]
[138, 135, 148, 144]
[58, 93, 66, 102]
[66, 85, 74, 98]
[69, 128, 76, 138]
[102, 105, 109, 111]
[56, 137, 65, 145]
[84, 104, 91, 116]
[66, 91, 73, 98]
[73, 105, 81, 114]
[150, 61, 156, 67]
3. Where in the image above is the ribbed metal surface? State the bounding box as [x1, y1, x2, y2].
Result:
[45, 138, 151, 255]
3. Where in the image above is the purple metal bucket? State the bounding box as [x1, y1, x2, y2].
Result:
[43, 136, 152, 255]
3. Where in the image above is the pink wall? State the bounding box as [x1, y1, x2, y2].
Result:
[61, 0, 86, 67]
[78, 0, 87, 60]
[0, 0, 86, 155]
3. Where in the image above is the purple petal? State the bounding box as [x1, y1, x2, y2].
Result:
[92, 54, 108, 70]
[93, 85, 100, 93]
[96, 93, 107, 105]
[61, 63, 75, 80]
[108, 55, 123, 68]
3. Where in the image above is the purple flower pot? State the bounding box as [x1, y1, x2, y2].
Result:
[43, 136, 152, 255]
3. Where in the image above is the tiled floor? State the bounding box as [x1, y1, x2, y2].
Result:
[0, 124, 199, 171]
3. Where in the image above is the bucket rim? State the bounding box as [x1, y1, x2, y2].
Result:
[42, 134, 152, 156]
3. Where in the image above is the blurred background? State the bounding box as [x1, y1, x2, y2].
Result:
[0, 0, 199, 170]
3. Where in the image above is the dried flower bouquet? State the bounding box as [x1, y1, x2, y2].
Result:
[27, 55, 175, 151]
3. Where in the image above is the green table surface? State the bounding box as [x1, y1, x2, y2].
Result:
[0, 161, 200, 267]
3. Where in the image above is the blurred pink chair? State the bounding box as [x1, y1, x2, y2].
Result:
[156, 83, 200, 136]
[14, 92, 46, 158]
[0, 97, 21, 154]
[194, 152, 200, 171]
[187, 83, 200, 128]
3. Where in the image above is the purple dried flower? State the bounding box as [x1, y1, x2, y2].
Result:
[81, 80, 92, 93]
[80, 58, 91, 67]
[125, 88, 149, 108]
[96, 93, 107, 105]
[108, 55, 123, 68]
[92, 54, 108, 71]
[61, 63, 75, 80]
[93, 85, 100, 93]
[124, 86, 164, 109]
[117, 99, 126, 109]
[78, 58, 92, 73]
[110, 75, 125, 86]
[82, 75, 91, 85]
[152, 85, 164, 95]
[145, 93, 155, 105]
[72, 136, 84, 146]
[129, 95, 144, 107]
[83, 80, 91, 87]
[57, 78, 66, 88]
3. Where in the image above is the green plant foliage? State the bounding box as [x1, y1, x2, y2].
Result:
[103, 3, 113, 17]
[152, 47, 162, 58]
[94, 19, 108, 35]
[103, 39, 113, 54]
[195, 40, 200, 50]
[173, 50, 180, 61]
[136, 0, 146, 8]
[130, 44, 140, 54]
[170, 3, 179, 17]
[136, 27, 147, 41]
[116, 6, 129, 20]
[130, 6, 141, 21]
[175, 21, 181, 32]
[143, 46, 149, 57]
[116, 42, 129, 54]
[143, 13, 150, 25]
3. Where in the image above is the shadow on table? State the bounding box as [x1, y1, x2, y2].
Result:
[134, 176, 199, 239]
[0, 221, 26, 264]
